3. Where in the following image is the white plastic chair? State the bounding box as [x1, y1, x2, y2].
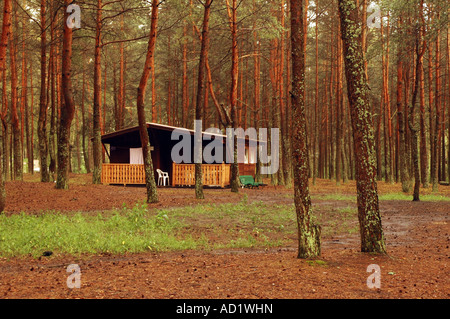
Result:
[157, 169, 169, 186]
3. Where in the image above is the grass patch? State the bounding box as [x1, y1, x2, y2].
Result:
[0, 198, 373, 258]
[314, 193, 356, 202]
[306, 260, 328, 267]
[378, 193, 450, 201]
[0, 202, 199, 258]
[0, 200, 298, 258]
[314, 192, 450, 202]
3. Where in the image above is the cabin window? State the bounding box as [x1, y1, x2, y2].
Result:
[130, 148, 144, 164]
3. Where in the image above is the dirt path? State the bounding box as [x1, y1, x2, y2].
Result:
[0, 177, 448, 299]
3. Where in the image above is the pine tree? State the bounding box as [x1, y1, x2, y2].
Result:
[338, 0, 386, 254]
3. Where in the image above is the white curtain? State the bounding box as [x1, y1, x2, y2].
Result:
[130, 148, 144, 164]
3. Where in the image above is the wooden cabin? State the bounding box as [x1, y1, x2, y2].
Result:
[100, 122, 259, 187]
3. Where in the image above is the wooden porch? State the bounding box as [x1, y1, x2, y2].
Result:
[172, 163, 231, 188]
[101, 163, 233, 187]
[101, 164, 146, 185]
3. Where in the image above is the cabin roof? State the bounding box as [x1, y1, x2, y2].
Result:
[101, 122, 265, 145]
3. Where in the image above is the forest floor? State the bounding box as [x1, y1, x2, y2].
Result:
[0, 174, 448, 299]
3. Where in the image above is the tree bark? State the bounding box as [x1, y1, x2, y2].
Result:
[313, 0, 319, 185]
[253, 1, 262, 183]
[226, 0, 240, 193]
[419, 31, 428, 188]
[0, 0, 12, 212]
[38, 0, 49, 183]
[269, 40, 279, 186]
[117, 13, 125, 130]
[136, 0, 159, 204]
[151, 39, 157, 123]
[92, 0, 103, 185]
[279, 0, 291, 187]
[1, 67, 9, 182]
[431, 16, 441, 191]
[290, 0, 321, 259]
[182, 23, 189, 128]
[447, 28, 450, 183]
[194, 0, 213, 200]
[380, 14, 394, 184]
[335, 21, 343, 185]
[81, 52, 90, 173]
[397, 17, 410, 193]
[21, 14, 31, 175]
[55, 0, 76, 189]
[9, 4, 21, 181]
[48, 7, 56, 180]
[338, 0, 386, 254]
[409, 3, 427, 201]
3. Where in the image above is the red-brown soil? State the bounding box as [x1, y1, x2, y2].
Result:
[0, 174, 448, 299]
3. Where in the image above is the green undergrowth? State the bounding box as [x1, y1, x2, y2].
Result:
[0, 197, 364, 258]
[314, 192, 450, 202]
[378, 193, 450, 201]
[0, 202, 199, 258]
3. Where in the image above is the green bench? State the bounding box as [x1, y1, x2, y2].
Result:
[239, 175, 263, 189]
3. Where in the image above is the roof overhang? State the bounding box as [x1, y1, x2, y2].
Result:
[100, 122, 266, 145]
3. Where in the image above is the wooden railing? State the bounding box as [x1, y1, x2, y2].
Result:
[102, 164, 145, 185]
[102, 163, 232, 187]
[172, 163, 231, 188]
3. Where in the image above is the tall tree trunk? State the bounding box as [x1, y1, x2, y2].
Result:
[22, 14, 32, 175]
[409, 2, 427, 201]
[2, 67, 9, 182]
[447, 27, 450, 183]
[253, 5, 262, 183]
[313, 0, 319, 185]
[419, 33, 428, 188]
[92, 0, 103, 185]
[48, 8, 56, 180]
[431, 16, 441, 191]
[182, 23, 189, 128]
[75, 94, 81, 172]
[397, 18, 410, 193]
[151, 42, 157, 123]
[269, 40, 279, 186]
[167, 36, 172, 126]
[280, 0, 291, 187]
[381, 14, 394, 184]
[226, 0, 240, 193]
[136, 0, 159, 204]
[55, 0, 76, 189]
[38, 0, 49, 182]
[9, 5, 21, 181]
[290, 0, 321, 259]
[427, 39, 434, 186]
[335, 21, 343, 185]
[81, 52, 90, 173]
[328, 27, 334, 180]
[338, 0, 386, 254]
[103, 47, 107, 136]
[194, 0, 212, 200]
[117, 13, 125, 130]
[0, 0, 12, 211]
[30, 62, 35, 175]
[25, 65, 32, 175]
